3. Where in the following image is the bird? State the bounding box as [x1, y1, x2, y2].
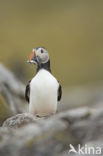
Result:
[25, 47, 62, 117]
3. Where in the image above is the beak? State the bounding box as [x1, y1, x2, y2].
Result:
[27, 51, 37, 64]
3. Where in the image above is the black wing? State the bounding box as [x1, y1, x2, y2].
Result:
[25, 80, 31, 103]
[58, 83, 62, 101]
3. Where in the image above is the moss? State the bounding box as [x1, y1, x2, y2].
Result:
[0, 94, 11, 124]
[26, 138, 35, 147]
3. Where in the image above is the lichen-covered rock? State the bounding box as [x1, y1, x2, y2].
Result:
[3, 113, 40, 128]
[1, 106, 103, 156]
[1, 112, 77, 156]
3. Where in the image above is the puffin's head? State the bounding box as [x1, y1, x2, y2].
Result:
[27, 47, 49, 65]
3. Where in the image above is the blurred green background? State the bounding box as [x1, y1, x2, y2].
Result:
[0, 0, 103, 87]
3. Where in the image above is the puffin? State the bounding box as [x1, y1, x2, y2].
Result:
[25, 47, 62, 117]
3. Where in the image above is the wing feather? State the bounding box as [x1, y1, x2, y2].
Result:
[58, 83, 62, 101]
[25, 80, 31, 103]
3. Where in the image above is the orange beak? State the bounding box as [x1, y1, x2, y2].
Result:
[27, 51, 34, 63]
[29, 51, 34, 60]
[27, 51, 37, 64]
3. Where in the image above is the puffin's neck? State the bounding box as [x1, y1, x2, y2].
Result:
[36, 60, 51, 73]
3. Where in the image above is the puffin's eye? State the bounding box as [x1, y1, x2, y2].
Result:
[41, 49, 43, 53]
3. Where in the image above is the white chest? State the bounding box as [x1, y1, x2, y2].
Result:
[29, 69, 59, 116]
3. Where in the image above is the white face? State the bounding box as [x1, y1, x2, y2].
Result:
[34, 47, 49, 64]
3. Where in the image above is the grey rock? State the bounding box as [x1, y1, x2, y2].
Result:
[1, 112, 77, 156]
[1, 106, 103, 156]
[0, 63, 25, 114]
[3, 113, 40, 128]
[60, 84, 103, 111]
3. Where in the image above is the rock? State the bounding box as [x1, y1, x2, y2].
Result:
[1, 106, 103, 156]
[3, 113, 40, 128]
[0, 63, 25, 114]
[3, 107, 90, 128]
[1, 112, 77, 156]
[60, 84, 103, 111]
